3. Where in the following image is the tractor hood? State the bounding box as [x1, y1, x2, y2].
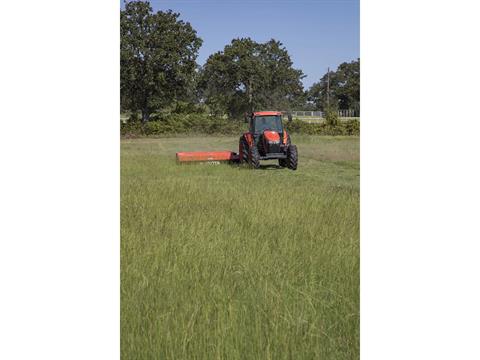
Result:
[263, 130, 281, 143]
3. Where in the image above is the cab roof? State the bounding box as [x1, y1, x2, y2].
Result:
[253, 111, 282, 116]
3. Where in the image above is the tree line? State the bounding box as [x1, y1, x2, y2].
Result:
[121, 1, 360, 123]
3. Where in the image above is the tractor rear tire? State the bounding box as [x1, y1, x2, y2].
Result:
[239, 137, 249, 164]
[287, 145, 298, 170]
[250, 145, 260, 169]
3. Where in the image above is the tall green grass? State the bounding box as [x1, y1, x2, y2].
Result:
[121, 136, 359, 359]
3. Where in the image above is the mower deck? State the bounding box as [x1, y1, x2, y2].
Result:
[176, 151, 239, 163]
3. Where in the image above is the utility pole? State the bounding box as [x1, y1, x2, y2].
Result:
[248, 78, 253, 112]
[326, 67, 330, 109]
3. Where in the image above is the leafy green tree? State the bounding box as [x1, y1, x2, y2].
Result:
[199, 38, 305, 118]
[308, 59, 360, 114]
[121, 1, 202, 122]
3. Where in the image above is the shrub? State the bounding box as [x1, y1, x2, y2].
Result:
[284, 119, 360, 136]
[344, 119, 360, 135]
[324, 107, 339, 126]
[121, 114, 246, 136]
[120, 121, 144, 137]
[120, 115, 359, 137]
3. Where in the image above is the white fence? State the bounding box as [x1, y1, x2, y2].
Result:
[290, 109, 359, 118]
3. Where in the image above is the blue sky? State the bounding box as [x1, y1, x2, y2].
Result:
[122, 0, 359, 88]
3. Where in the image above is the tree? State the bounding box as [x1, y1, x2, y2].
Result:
[120, 1, 202, 122]
[199, 38, 305, 118]
[308, 59, 360, 114]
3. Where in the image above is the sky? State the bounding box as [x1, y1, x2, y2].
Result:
[121, 0, 359, 88]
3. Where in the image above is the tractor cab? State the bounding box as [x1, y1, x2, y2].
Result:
[249, 112, 284, 134]
[247, 111, 286, 149]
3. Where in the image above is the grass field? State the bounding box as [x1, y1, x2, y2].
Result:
[121, 135, 360, 359]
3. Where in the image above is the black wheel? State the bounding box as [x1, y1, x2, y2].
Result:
[287, 144, 298, 170]
[249, 144, 260, 169]
[278, 158, 287, 167]
[239, 136, 249, 164]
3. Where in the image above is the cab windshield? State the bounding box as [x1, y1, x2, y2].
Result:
[252, 115, 283, 133]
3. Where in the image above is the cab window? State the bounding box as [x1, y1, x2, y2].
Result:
[252, 115, 282, 133]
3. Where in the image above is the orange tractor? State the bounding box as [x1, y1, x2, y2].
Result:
[176, 111, 298, 170]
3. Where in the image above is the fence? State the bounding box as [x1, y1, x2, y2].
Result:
[290, 109, 359, 118]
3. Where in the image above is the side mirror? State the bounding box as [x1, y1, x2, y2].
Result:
[244, 113, 249, 123]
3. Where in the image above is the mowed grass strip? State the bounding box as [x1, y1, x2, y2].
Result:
[121, 136, 359, 359]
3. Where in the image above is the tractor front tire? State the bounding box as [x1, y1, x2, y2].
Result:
[287, 145, 298, 170]
[239, 137, 249, 164]
[249, 145, 260, 169]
